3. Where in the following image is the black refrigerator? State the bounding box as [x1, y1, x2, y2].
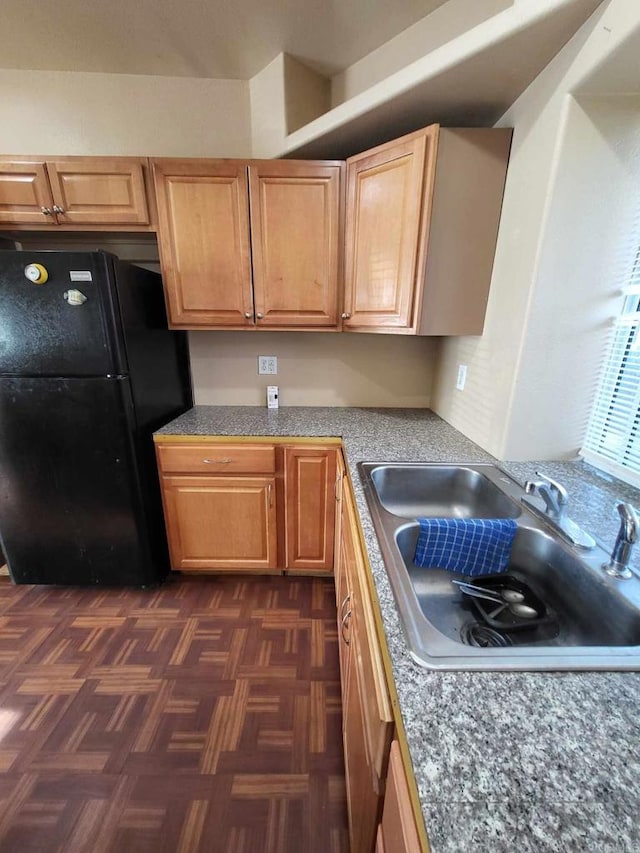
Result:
[0, 250, 192, 586]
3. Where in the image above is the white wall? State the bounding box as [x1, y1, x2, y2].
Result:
[249, 55, 287, 159]
[189, 332, 435, 407]
[330, 0, 510, 106]
[432, 0, 640, 459]
[505, 95, 640, 458]
[0, 69, 252, 156]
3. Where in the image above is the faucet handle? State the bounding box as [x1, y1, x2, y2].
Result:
[534, 471, 568, 506]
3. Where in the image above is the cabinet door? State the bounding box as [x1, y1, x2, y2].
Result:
[0, 160, 56, 225]
[46, 158, 150, 225]
[343, 638, 382, 853]
[336, 492, 352, 701]
[344, 490, 394, 781]
[379, 741, 423, 853]
[343, 128, 437, 332]
[161, 474, 278, 571]
[341, 483, 394, 852]
[284, 447, 337, 573]
[249, 161, 342, 328]
[153, 159, 254, 327]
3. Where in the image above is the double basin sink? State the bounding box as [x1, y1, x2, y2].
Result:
[359, 462, 640, 670]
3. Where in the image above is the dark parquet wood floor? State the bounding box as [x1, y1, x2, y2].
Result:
[0, 574, 349, 852]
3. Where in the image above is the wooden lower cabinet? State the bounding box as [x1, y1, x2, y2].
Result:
[334, 451, 347, 606]
[155, 439, 338, 574]
[156, 438, 428, 849]
[377, 741, 422, 853]
[161, 474, 278, 571]
[284, 446, 337, 574]
[339, 470, 394, 852]
[344, 640, 383, 853]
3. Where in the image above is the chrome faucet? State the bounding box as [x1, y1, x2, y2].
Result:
[524, 473, 568, 519]
[603, 502, 640, 579]
[522, 471, 595, 550]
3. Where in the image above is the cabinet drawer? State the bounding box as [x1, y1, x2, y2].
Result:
[157, 443, 275, 474]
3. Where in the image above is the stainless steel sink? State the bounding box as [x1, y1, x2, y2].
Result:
[369, 464, 521, 519]
[359, 462, 640, 670]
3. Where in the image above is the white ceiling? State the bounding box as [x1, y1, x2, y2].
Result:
[0, 0, 449, 80]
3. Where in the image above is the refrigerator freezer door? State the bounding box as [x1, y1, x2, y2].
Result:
[0, 376, 165, 585]
[0, 251, 124, 377]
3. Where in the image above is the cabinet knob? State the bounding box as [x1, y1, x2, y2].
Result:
[244, 312, 253, 320]
[52, 204, 65, 214]
[41, 207, 53, 216]
[341, 312, 351, 320]
[256, 312, 264, 320]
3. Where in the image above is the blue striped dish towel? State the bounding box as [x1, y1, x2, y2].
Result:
[413, 518, 518, 576]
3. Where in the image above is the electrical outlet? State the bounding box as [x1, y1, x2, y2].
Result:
[258, 356, 278, 375]
[456, 364, 467, 391]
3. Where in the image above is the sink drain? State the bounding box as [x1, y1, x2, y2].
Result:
[460, 622, 512, 648]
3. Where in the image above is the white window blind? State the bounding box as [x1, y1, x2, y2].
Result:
[582, 240, 640, 488]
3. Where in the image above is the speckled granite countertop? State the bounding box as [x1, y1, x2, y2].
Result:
[156, 406, 640, 852]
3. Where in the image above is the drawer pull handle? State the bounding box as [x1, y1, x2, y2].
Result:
[340, 609, 352, 645]
[339, 592, 351, 620]
[202, 458, 232, 464]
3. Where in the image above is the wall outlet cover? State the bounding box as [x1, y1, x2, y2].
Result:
[456, 364, 467, 391]
[258, 356, 278, 375]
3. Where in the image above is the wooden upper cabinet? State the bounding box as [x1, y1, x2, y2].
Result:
[343, 129, 436, 333]
[0, 156, 153, 229]
[152, 159, 254, 328]
[153, 158, 343, 331]
[344, 125, 511, 336]
[249, 161, 342, 328]
[0, 161, 55, 225]
[45, 158, 150, 225]
[284, 447, 337, 574]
